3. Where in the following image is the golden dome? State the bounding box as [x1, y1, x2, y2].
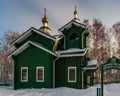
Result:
[74, 6, 78, 15]
[73, 6, 80, 23]
[42, 17, 48, 24]
[74, 6, 78, 16]
[42, 8, 49, 26]
[40, 8, 51, 34]
[74, 10, 78, 14]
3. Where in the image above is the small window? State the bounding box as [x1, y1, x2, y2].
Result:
[70, 33, 79, 40]
[36, 67, 44, 82]
[68, 67, 76, 82]
[21, 67, 28, 82]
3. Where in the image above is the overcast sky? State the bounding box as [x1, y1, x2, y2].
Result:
[1, 0, 120, 37]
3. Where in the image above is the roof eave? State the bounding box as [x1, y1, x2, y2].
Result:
[59, 48, 88, 57]
[82, 67, 97, 70]
[60, 54, 85, 57]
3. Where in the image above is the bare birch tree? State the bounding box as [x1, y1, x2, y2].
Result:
[0, 30, 19, 82]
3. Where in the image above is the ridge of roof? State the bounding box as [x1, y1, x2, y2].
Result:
[58, 19, 87, 32]
[11, 27, 56, 45]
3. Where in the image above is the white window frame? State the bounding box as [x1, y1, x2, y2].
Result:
[68, 67, 76, 82]
[36, 67, 44, 82]
[21, 67, 28, 82]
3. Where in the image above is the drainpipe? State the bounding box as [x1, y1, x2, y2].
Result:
[59, 31, 66, 49]
[82, 68, 86, 89]
[53, 36, 61, 88]
[53, 52, 60, 88]
[53, 36, 61, 51]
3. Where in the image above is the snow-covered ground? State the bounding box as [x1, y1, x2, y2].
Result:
[0, 83, 120, 96]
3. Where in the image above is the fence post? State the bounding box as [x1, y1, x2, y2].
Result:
[97, 88, 101, 96]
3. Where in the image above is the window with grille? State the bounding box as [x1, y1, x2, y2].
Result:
[68, 67, 76, 82]
[36, 67, 44, 82]
[21, 67, 28, 82]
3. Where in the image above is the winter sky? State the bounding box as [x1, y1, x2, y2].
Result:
[1, 0, 120, 38]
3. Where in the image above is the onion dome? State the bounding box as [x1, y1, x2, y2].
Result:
[73, 6, 80, 23]
[42, 8, 48, 26]
[40, 8, 51, 34]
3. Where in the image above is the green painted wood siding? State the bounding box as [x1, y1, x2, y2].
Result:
[55, 58, 65, 87]
[65, 57, 82, 89]
[55, 57, 83, 89]
[15, 32, 54, 50]
[14, 45, 54, 89]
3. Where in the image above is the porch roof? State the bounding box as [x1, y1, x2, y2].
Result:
[57, 48, 88, 57]
[83, 60, 98, 70]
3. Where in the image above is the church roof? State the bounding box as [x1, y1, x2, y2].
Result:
[8, 41, 57, 58]
[88, 60, 97, 66]
[58, 19, 87, 32]
[11, 27, 56, 45]
[82, 60, 98, 70]
[57, 48, 88, 57]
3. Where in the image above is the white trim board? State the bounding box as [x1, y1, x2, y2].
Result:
[82, 67, 97, 70]
[12, 27, 56, 45]
[8, 41, 57, 58]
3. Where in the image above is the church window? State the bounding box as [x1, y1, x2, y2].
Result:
[21, 67, 28, 82]
[36, 67, 44, 82]
[68, 67, 76, 82]
[70, 33, 79, 40]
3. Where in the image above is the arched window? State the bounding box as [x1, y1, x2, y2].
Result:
[70, 33, 79, 40]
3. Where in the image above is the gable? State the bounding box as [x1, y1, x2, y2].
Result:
[59, 19, 87, 32]
[11, 27, 56, 47]
[15, 32, 55, 50]
[17, 44, 53, 63]
[8, 41, 57, 58]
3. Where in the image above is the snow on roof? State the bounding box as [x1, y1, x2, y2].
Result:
[57, 48, 88, 57]
[87, 60, 97, 66]
[82, 60, 97, 70]
[58, 48, 86, 54]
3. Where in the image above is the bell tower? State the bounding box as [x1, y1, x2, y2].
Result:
[59, 6, 89, 49]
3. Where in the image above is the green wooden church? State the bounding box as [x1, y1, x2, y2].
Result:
[8, 8, 97, 90]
